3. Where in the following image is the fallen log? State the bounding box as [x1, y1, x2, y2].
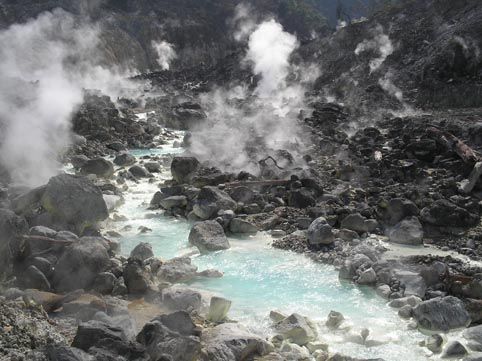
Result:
[427, 127, 480, 164]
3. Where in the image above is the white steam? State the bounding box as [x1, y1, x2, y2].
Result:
[232, 3, 257, 42]
[152, 40, 177, 71]
[355, 25, 393, 73]
[0, 9, 140, 187]
[189, 18, 315, 175]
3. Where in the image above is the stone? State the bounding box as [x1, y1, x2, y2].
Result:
[357, 268, 377, 285]
[270, 310, 288, 323]
[426, 334, 444, 353]
[338, 254, 372, 280]
[376, 284, 391, 299]
[157, 257, 198, 283]
[307, 217, 334, 245]
[113, 153, 136, 167]
[92, 272, 116, 294]
[379, 198, 419, 226]
[129, 165, 151, 178]
[80, 158, 115, 178]
[129, 242, 154, 262]
[155, 311, 201, 337]
[459, 162, 482, 194]
[70, 155, 90, 169]
[394, 270, 427, 298]
[41, 174, 108, 233]
[229, 186, 254, 203]
[398, 305, 413, 319]
[29, 225, 57, 238]
[442, 341, 468, 358]
[171, 157, 200, 184]
[340, 213, 378, 233]
[123, 260, 154, 295]
[188, 220, 230, 253]
[464, 325, 482, 351]
[229, 218, 258, 234]
[0, 209, 28, 275]
[389, 295, 422, 308]
[288, 189, 316, 208]
[53, 237, 110, 292]
[193, 186, 237, 220]
[160, 195, 188, 209]
[162, 287, 202, 312]
[45, 345, 94, 361]
[421, 199, 478, 227]
[72, 320, 126, 351]
[201, 323, 273, 361]
[389, 217, 423, 245]
[275, 313, 317, 346]
[208, 296, 232, 323]
[326, 311, 344, 329]
[413, 296, 471, 331]
[23, 265, 51, 291]
[144, 162, 161, 173]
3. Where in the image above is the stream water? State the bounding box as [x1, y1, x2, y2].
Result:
[108, 133, 438, 361]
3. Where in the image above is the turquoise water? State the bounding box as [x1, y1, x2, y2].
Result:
[110, 142, 430, 360]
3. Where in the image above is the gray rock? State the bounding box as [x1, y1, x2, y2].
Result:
[275, 313, 317, 346]
[171, 157, 200, 184]
[201, 323, 273, 361]
[23, 265, 51, 291]
[307, 217, 334, 245]
[208, 296, 232, 323]
[339, 254, 372, 280]
[80, 158, 115, 178]
[376, 284, 391, 299]
[123, 260, 154, 295]
[193, 186, 237, 220]
[426, 334, 444, 353]
[442, 341, 468, 358]
[157, 257, 198, 283]
[92, 272, 116, 294]
[413, 296, 471, 331]
[421, 199, 478, 227]
[189, 220, 230, 253]
[113, 153, 136, 167]
[72, 320, 126, 351]
[41, 174, 108, 233]
[29, 225, 57, 238]
[162, 287, 202, 312]
[70, 155, 90, 170]
[394, 270, 427, 298]
[46, 345, 94, 361]
[389, 295, 422, 308]
[379, 198, 419, 226]
[357, 268, 377, 285]
[53, 237, 110, 292]
[160, 195, 188, 209]
[129, 165, 151, 178]
[0, 209, 28, 275]
[341, 213, 378, 233]
[398, 305, 413, 319]
[129, 242, 154, 262]
[229, 186, 254, 203]
[144, 162, 161, 173]
[389, 217, 423, 245]
[464, 325, 482, 351]
[229, 218, 258, 234]
[326, 310, 344, 329]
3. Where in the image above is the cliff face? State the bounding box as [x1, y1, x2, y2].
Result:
[0, 0, 330, 72]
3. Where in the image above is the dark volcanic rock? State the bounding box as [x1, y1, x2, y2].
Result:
[80, 158, 115, 178]
[421, 200, 478, 227]
[188, 220, 230, 252]
[171, 157, 200, 184]
[413, 296, 471, 332]
[0, 209, 28, 276]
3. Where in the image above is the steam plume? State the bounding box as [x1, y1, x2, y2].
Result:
[152, 40, 177, 71]
[0, 9, 139, 187]
[355, 25, 393, 73]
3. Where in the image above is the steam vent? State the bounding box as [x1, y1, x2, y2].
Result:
[1, 0, 482, 360]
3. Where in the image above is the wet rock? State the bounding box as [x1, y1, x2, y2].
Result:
[193, 186, 237, 220]
[326, 311, 344, 329]
[340, 213, 378, 233]
[376, 284, 391, 299]
[389, 295, 422, 308]
[162, 287, 202, 312]
[41, 174, 108, 233]
[394, 270, 427, 298]
[0, 209, 28, 275]
[10, 185, 46, 216]
[129, 165, 151, 178]
[270, 310, 288, 323]
[80, 158, 115, 178]
[339, 254, 372, 280]
[171, 156, 200, 184]
[23, 265, 51, 291]
[70, 155, 90, 169]
[421, 199, 478, 227]
[137, 312, 201, 361]
[208, 296, 232, 323]
[92, 272, 116, 294]
[229, 218, 258, 234]
[30, 225, 57, 238]
[188, 220, 230, 252]
[53, 237, 110, 292]
[72, 320, 126, 351]
[389, 217, 424, 245]
[201, 323, 273, 361]
[157, 257, 198, 283]
[426, 334, 444, 353]
[160, 195, 188, 209]
[113, 153, 136, 167]
[442, 341, 468, 358]
[378, 198, 419, 226]
[413, 296, 471, 331]
[307, 217, 334, 245]
[129, 242, 154, 262]
[112, 277, 127, 296]
[357, 268, 377, 285]
[464, 325, 482, 351]
[398, 305, 413, 319]
[275, 313, 317, 346]
[288, 189, 316, 208]
[144, 162, 161, 173]
[338, 229, 359, 242]
[123, 260, 154, 295]
[229, 186, 254, 203]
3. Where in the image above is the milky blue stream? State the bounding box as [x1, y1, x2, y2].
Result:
[111, 140, 432, 360]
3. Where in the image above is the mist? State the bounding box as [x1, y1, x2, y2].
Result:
[0, 9, 140, 187]
[152, 40, 177, 71]
[187, 13, 316, 175]
[355, 25, 393, 73]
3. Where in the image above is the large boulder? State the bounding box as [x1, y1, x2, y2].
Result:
[189, 220, 230, 253]
[53, 237, 110, 292]
[307, 217, 334, 245]
[274, 313, 317, 346]
[129, 242, 154, 262]
[72, 320, 126, 351]
[162, 287, 202, 312]
[80, 158, 114, 178]
[113, 153, 136, 167]
[41, 174, 108, 233]
[229, 218, 258, 234]
[157, 257, 198, 283]
[378, 198, 419, 226]
[463, 325, 482, 351]
[389, 217, 424, 245]
[171, 157, 200, 184]
[413, 296, 471, 331]
[123, 259, 155, 295]
[421, 199, 478, 227]
[193, 186, 237, 220]
[201, 323, 273, 361]
[0, 209, 28, 276]
[340, 213, 378, 233]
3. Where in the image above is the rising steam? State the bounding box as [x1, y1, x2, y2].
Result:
[188, 12, 316, 175]
[152, 40, 177, 71]
[355, 25, 393, 73]
[0, 9, 139, 187]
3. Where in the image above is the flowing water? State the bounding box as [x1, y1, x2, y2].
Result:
[108, 133, 440, 361]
